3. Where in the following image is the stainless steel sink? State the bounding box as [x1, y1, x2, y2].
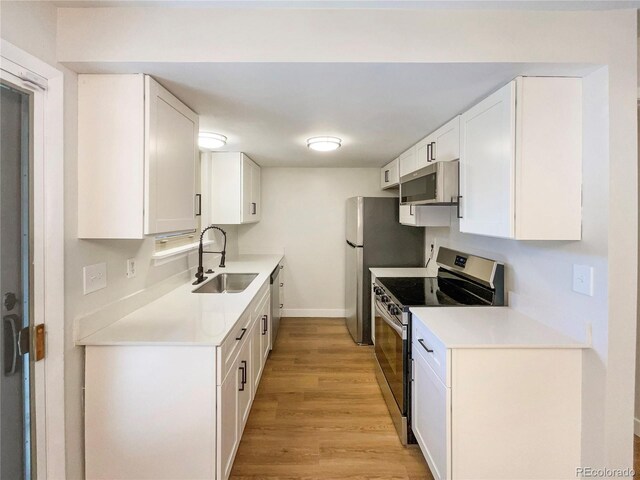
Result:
[193, 273, 258, 294]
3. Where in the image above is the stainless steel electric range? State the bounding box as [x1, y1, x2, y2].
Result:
[373, 247, 505, 445]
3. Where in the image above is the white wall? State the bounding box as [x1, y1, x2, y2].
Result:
[238, 168, 393, 316]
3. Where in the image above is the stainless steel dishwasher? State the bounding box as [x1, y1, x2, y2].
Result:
[269, 264, 281, 349]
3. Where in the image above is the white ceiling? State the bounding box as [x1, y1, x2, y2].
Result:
[52, 0, 640, 9]
[73, 62, 596, 167]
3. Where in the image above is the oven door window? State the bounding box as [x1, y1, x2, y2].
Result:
[401, 172, 437, 204]
[374, 305, 405, 412]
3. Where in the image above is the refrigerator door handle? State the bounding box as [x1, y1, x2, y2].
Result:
[346, 240, 362, 248]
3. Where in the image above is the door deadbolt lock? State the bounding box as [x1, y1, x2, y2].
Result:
[3, 292, 17, 311]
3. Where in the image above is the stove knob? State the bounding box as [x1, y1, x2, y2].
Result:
[388, 305, 400, 315]
[373, 286, 382, 296]
[381, 295, 389, 303]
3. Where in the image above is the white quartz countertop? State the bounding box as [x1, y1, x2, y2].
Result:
[78, 254, 283, 347]
[370, 267, 432, 278]
[410, 306, 589, 349]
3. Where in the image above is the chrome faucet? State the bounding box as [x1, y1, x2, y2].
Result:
[193, 225, 227, 285]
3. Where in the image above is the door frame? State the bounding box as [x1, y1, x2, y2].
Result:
[0, 40, 66, 480]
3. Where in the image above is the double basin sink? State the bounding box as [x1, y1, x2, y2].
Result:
[193, 273, 258, 294]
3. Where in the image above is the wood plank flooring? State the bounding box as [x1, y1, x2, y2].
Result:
[230, 318, 433, 480]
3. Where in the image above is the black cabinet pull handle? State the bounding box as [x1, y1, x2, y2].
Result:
[418, 338, 434, 353]
[239, 361, 246, 391]
[384, 170, 389, 182]
[409, 205, 415, 216]
[262, 315, 268, 335]
[430, 142, 436, 161]
[236, 328, 247, 341]
[251, 202, 257, 215]
[456, 196, 463, 219]
[426, 143, 432, 163]
[195, 194, 202, 216]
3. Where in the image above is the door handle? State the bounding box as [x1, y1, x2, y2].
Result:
[262, 315, 268, 335]
[236, 328, 247, 341]
[195, 194, 202, 216]
[409, 205, 415, 216]
[456, 196, 463, 219]
[251, 202, 257, 215]
[239, 361, 247, 391]
[426, 143, 432, 163]
[3, 314, 19, 376]
[384, 170, 389, 182]
[430, 142, 436, 162]
[418, 338, 434, 353]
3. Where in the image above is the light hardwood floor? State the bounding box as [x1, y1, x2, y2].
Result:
[230, 317, 433, 480]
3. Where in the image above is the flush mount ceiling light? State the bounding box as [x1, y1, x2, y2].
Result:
[307, 136, 342, 152]
[198, 132, 227, 150]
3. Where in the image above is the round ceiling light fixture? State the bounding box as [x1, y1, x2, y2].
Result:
[198, 132, 227, 150]
[307, 136, 342, 152]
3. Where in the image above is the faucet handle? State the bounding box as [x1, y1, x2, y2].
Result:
[206, 269, 214, 274]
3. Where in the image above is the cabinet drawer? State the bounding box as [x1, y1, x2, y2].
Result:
[218, 310, 253, 384]
[412, 316, 449, 386]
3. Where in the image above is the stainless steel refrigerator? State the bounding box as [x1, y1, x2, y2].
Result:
[345, 197, 424, 344]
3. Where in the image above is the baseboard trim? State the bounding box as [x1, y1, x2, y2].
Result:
[635, 417, 640, 436]
[281, 309, 347, 318]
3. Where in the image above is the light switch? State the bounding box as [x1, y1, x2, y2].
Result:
[572, 264, 593, 296]
[83, 263, 107, 295]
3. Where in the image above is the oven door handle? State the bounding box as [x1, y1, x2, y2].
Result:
[377, 306, 404, 337]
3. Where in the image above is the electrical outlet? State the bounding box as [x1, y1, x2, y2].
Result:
[126, 258, 136, 279]
[572, 264, 593, 296]
[83, 263, 107, 295]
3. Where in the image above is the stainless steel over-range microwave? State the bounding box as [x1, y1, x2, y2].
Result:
[400, 160, 459, 206]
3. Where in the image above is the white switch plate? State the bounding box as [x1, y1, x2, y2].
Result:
[572, 264, 593, 296]
[126, 258, 136, 279]
[83, 262, 107, 295]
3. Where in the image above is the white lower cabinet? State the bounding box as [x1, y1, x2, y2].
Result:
[412, 347, 449, 480]
[411, 319, 582, 479]
[84, 282, 271, 480]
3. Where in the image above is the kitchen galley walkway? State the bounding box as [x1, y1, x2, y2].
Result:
[230, 317, 433, 480]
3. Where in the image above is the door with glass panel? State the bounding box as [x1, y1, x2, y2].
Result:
[1, 77, 33, 479]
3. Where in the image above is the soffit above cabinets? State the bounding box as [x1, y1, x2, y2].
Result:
[69, 62, 596, 168]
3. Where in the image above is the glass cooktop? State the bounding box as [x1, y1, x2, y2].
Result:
[377, 273, 494, 307]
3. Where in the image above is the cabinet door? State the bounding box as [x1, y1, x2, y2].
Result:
[238, 338, 253, 432]
[412, 348, 450, 480]
[251, 162, 261, 222]
[241, 156, 253, 223]
[415, 136, 432, 171]
[381, 158, 399, 189]
[433, 116, 460, 163]
[398, 146, 417, 177]
[218, 363, 240, 480]
[399, 204, 417, 226]
[145, 76, 199, 234]
[459, 81, 516, 238]
[260, 301, 271, 366]
[250, 320, 262, 393]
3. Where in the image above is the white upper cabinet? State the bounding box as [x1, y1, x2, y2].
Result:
[78, 74, 199, 238]
[459, 77, 582, 240]
[399, 204, 451, 228]
[398, 146, 417, 178]
[202, 152, 261, 225]
[431, 116, 460, 163]
[380, 158, 399, 189]
[413, 116, 462, 174]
